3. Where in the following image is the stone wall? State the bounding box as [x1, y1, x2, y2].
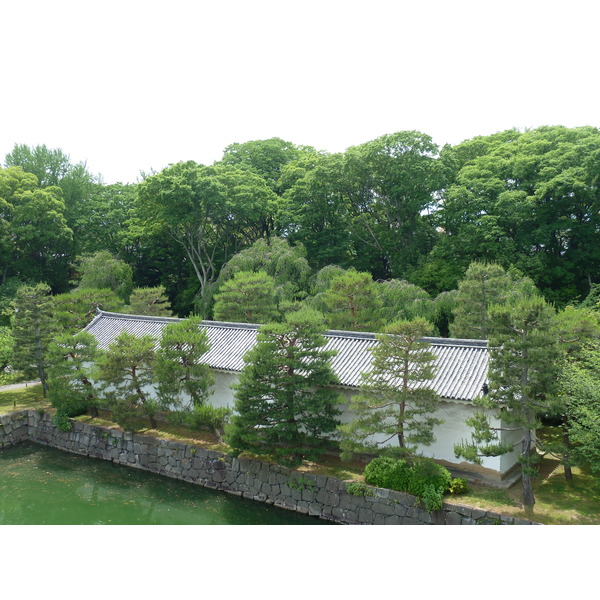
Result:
[0, 410, 538, 525]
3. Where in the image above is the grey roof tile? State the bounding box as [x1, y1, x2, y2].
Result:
[85, 311, 488, 402]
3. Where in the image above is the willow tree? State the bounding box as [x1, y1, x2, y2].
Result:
[339, 318, 441, 459]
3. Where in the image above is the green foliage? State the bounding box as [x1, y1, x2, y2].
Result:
[11, 283, 56, 396]
[456, 295, 562, 506]
[126, 285, 172, 316]
[218, 237, 312, 304]
[449, 262, 537, 339]
[558, 345, 600, 473]
[363, 456, 452, 511]
[345, 481, 376, 497]
[52, 410, 73, 432]
[0, 167, 73, 290]
[155, 316, 215, 422]
[76, 251, 133, 303]
[448, 478, 469, 495]
[213, 270, 279, 323]
[339, 318, 441, 458]
[185, 404, 231, 434]
[53, 287, 124, 333]
[47, 331, 99, 418]
[94, 331, 158, 430]
[0, 326, 13, 371]
[320, 269, 382, 332]
[227, 307, 342, 466]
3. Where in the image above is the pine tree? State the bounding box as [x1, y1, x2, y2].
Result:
[321, 269, 382, 332]
[213, 270, 279, 323]
[455, 295, 561, 507]
[449, 262, 537, 339]
[11, 283, 56, 395]
[339, 318, 442, 459]
[94, 331, 158, 430]
[127, 286, 172, 317]
[227, 307, 341, 466]
[155, 317, 220, 429]
[47, 331, 99, 420]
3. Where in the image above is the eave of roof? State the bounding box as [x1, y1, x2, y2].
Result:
[84, 310, 488, 402]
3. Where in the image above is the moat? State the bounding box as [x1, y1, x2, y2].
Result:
[0, 442, 331, 525]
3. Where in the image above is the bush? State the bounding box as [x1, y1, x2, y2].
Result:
[52, 410, 73, 432]
[48, 380, 91, 418]
[188, 405, 232, 433]
[363, 456, 454, 511]
[448, 477, 469, 495]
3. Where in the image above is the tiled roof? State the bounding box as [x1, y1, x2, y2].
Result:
[84, 311, 488, 402]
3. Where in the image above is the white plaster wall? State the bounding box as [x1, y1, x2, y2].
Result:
[336, 388, 515, 476]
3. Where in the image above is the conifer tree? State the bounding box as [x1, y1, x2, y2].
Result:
[321, 269, 382, 332]
[339, 318, 442, 459]
[228, 307, 341, 466]
[155, 317, 219, 428]
[11, 283, 55, 395]
[94, 331, 158, 430]
[454, 295, 560, 507]
[449, 262, 536, 339]
[47, 331, 99, 421]
[213, 270, 279, 323]
[127, 286, 172, 317]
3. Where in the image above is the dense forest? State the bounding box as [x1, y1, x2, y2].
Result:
[1, 125, 599, 332]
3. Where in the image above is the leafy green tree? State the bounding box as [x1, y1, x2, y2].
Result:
[220, 137, 306, 193]
[5, 144, 97, 261]
[342, 131, 444, 279]
[126, 286, 172, 316]
[277, 153, 352, 269]
[94, 331, 158, 430]
[213, 270, 279, 323]
[0, 326, 13, 373]
[228, 307, 342, 466]
[0, 167, 73, 289]
[137, 161, 275, 315]
[11, 283, 56, 395]
[558, 345, 600, 474]
[426, 126, 600, 303]
[155, 317, 220, 430]
[541, 306, 600, 478]
[449, 262, 537, 339]
[455, 295, 561, 507]
[76, 251, 133, 302]
[47, 331, 99, 421]
[339, 319, 442, 459]
[53, 287, 124, 333]
[321, 269, 382, 332]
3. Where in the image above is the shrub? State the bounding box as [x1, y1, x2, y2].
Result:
[363, 456, 454, 511]
[52, 410, 73, 432]
[448, 477, 469, 495]
[188, 405, 232, 433]
[364, 456, 411, 490]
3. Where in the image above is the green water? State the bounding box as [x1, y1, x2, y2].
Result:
[0, 443, 331, 525]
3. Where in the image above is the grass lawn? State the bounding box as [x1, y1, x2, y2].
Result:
[2, 388, 598, 524]
[0, 384, 48, 414]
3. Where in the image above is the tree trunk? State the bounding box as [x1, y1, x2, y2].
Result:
[521, 429, 536, 507]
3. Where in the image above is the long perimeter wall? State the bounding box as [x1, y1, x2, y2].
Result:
[0, 410, 538, 525]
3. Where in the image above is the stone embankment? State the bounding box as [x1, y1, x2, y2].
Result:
[0, 410, 538, 525]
